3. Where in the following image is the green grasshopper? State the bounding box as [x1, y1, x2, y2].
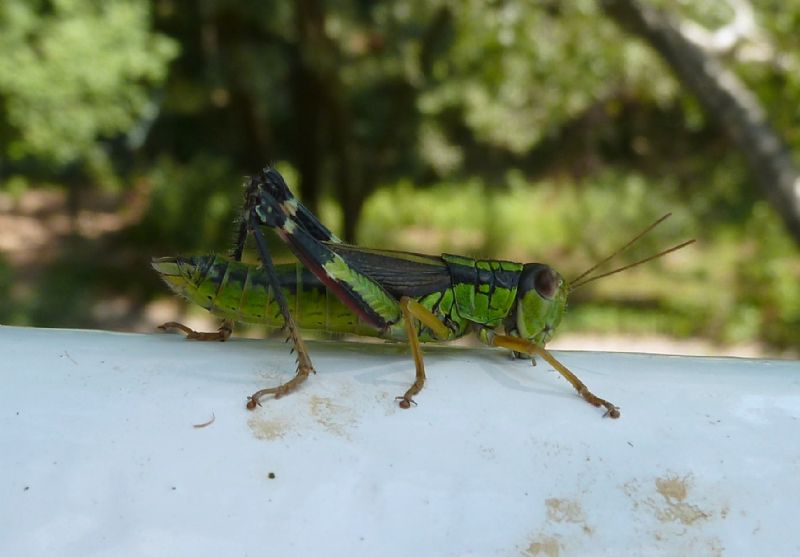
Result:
[154, 167, 693, 418]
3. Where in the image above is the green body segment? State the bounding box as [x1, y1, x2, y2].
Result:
[155, 255, 476, 342]
[321, 255, 402, 327]
[154, 251, 567, 348]
[155, 255, 379, 338]
[441, 254, 522, 327]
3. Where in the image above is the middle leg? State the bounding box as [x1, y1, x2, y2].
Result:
[396, 297, 451, 408]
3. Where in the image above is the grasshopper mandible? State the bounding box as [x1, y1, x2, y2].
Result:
[154, 167, 693, 418]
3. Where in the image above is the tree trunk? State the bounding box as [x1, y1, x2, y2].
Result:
[292, 0, 362, 241]
[329, 95, 363, 244]
[601, 0, 800, 245]
[291, 0, 326, 215]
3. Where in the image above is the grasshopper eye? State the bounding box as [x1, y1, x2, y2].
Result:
[519, 263, 561, 300]
[534, 267, 560, 300]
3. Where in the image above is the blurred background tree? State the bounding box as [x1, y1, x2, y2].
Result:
[1, 0, 798, 355]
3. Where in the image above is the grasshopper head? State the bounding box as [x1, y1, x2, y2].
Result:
[511, 263, 568, 346]
[505, 214, 695, 348]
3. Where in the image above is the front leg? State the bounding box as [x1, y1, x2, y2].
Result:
[158, 320, 233, 341]
[487, 333, 620, 418]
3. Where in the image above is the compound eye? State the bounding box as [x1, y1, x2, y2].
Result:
[534, 267, 559, 300]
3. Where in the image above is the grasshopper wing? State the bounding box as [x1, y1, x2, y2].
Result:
[326, 243, 451, 299]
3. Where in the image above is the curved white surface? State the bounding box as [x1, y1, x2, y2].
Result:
[1, 326, 798, 556]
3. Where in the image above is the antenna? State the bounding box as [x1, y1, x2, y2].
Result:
[571, 213, 673, 285]
[570, 239, 695, 291]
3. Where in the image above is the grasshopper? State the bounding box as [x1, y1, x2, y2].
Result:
[154, 167, 693, 418]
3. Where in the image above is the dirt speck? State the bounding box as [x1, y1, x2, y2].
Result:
[706, 536, 725, 557]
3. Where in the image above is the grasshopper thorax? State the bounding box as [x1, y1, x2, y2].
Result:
[511, 263, 568, 346]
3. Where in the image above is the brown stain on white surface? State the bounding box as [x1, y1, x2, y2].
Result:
[523, 497, 592, 556]
[654, 475, 710, 525]
[545, 498, 586, 524]
[524, 536, 561, 557]
[622, 473, 728, 556]
[248, 415, 292, 440]
[309, 394, 358, 439]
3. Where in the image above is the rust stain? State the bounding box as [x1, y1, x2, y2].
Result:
[524, 536, 560, 557]
[247, 415, 292, 440]
[545, 498, 585, 524]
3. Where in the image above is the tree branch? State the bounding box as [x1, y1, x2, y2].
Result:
[601, 0, 800, 245]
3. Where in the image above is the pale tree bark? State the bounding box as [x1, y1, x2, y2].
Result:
[601, 0, 800, 245]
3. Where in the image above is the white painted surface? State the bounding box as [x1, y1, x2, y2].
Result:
[1, 325, 798, 556]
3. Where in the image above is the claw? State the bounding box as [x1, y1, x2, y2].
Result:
[395, 395, 417, 409]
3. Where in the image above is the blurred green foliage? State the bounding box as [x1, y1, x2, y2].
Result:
[358, 173, 799, 349]
[128, 155, 241, 253]
[0, 0, 798, 352]
[0, 0, 177, 166]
